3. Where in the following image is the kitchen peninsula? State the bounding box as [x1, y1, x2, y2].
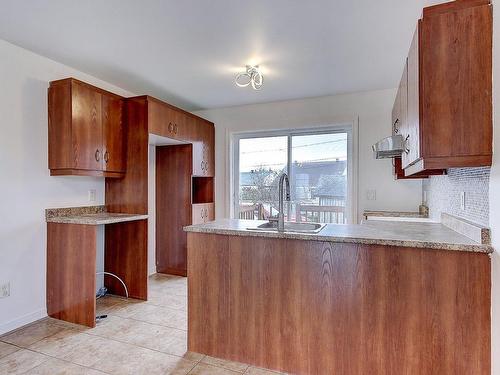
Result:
[185, 219, 492, 374]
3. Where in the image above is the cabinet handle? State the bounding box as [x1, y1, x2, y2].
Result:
[104, 151, 109, 163]
[95, 149, 100, 162]
[168, 122, 174, 133]
[174, 124, 178, 134]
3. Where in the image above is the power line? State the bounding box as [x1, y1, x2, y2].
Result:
[240, 138, 347, 154]
[241, 157, 347, 169]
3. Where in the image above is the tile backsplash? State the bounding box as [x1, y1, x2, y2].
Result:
[422, 167, 490, 227]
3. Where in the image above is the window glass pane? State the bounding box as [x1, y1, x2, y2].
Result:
[290, 132, 348, 223]
[238, 136, 288, 220]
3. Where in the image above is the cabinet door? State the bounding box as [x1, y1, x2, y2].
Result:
[192, 203, 214, 224]
[102, 94, 125, 173]
[192, 119, 215, 177]
[404, 23, 421, 168]
[71, 81, 103, 170]
[148, 99, 188, 141]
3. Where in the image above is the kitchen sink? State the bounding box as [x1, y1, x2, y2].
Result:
[248, 221, 326, 234]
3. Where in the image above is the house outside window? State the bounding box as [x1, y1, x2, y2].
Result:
[232, 125, 356, 224]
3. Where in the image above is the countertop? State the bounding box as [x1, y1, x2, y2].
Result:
[47, 212, 148, 225]
[45, 205, 148, 225]
[184, 219, 493, 254]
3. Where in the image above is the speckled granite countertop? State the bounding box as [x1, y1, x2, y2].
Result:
[184, 219, 493, 254]
[46, 206, 148, 225]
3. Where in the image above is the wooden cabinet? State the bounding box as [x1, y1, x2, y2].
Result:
[188, 233, 491, 375]
[192, 203, 215, 225]
[192, 118, 215, 177]
[393, 0, 492, 176]
[102, 94, 125, 173]
[155, 144, 193, 276]
[392, 61, 445, 179]
[147, 97, 197, 141]
[48, 78, 125, 177]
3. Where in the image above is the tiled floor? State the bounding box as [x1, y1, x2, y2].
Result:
[0, 274, 284, 375]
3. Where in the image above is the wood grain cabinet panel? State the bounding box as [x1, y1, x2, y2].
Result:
[102, 94, 125, 173]
[156, 144, 193, 276]
[188, 233, 491, 375]
[392, 1, 492, 176]
[192, 203, 215, 225]
[48, 78, 125, 177]
[71, 81, 103, 171]
[148, 97, 192, 141]
[192, 118, 215, 177]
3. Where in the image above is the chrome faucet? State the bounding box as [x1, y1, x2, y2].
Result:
[276, 173, 291, 232]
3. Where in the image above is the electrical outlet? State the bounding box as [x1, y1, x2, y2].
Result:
[0, 282, 10, 298]
[88, 189, 96, 203]
[460, 191, 466, 211]
[366, 189, 377, 201]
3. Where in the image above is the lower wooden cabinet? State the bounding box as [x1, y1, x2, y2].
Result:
[192, 203, 215, 225]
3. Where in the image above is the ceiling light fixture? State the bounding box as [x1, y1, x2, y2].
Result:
[235, 65, 264, 90]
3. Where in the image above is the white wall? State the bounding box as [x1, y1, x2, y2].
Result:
[0, 39, 133, 334]
[490, 0, 500, 373]
[196, 90, 423, 221]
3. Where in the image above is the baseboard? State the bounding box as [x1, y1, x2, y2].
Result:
[0, 309, 47, 336]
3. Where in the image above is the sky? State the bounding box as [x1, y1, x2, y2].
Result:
[239, 132, 348, 173]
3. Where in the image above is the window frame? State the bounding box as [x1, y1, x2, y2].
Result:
[230, 122, 358, 224]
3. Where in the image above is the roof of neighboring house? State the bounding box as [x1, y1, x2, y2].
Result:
[240, 160, 347, 197]
[314, 175, 347, 197]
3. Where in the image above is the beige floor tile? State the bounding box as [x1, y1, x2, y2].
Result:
[244, 366, 286, 374]
[24, 357, 108, 375]
[0, 349, 49, 374]
[0, 318, 73, 347]
[202, 355, 249, 373]
[148, 276, 187, 296]
[182, 351, 204, 363]
[96, 296, 147, 318]
[87, 315, 188, 357]
[147, 290, 187, 310]
[0, 342, 20, 360]
[128, 304, 187, 330]
[87, 339, 195, 375]
[189, 363, 241, 375]
[28, 330, 107, 366]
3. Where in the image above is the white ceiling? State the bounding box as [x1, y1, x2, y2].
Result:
[0, 0, 440, 110]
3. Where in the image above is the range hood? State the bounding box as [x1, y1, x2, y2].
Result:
[372, 135, 405, 159]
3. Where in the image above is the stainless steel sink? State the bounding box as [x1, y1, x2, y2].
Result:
[248, 221, 326, 234]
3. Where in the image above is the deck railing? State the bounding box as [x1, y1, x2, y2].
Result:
[238, 203, 265, 220]
[296, 204, 346, 224]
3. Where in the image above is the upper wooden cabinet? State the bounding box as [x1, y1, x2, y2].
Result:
[148, 97, 193, 141]
[48, 78, 125, 177]
[192, 118, 215, 177]
[396, 0, 492, 176]
[392, 61, 445, 179]
[143, 95, 215, 177]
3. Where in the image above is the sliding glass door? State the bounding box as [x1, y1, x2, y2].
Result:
[233, 126, 352, 224]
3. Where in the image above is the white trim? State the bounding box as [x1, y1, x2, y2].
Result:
[0, 309, 47, 335]
[230, 120, 359, 224]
